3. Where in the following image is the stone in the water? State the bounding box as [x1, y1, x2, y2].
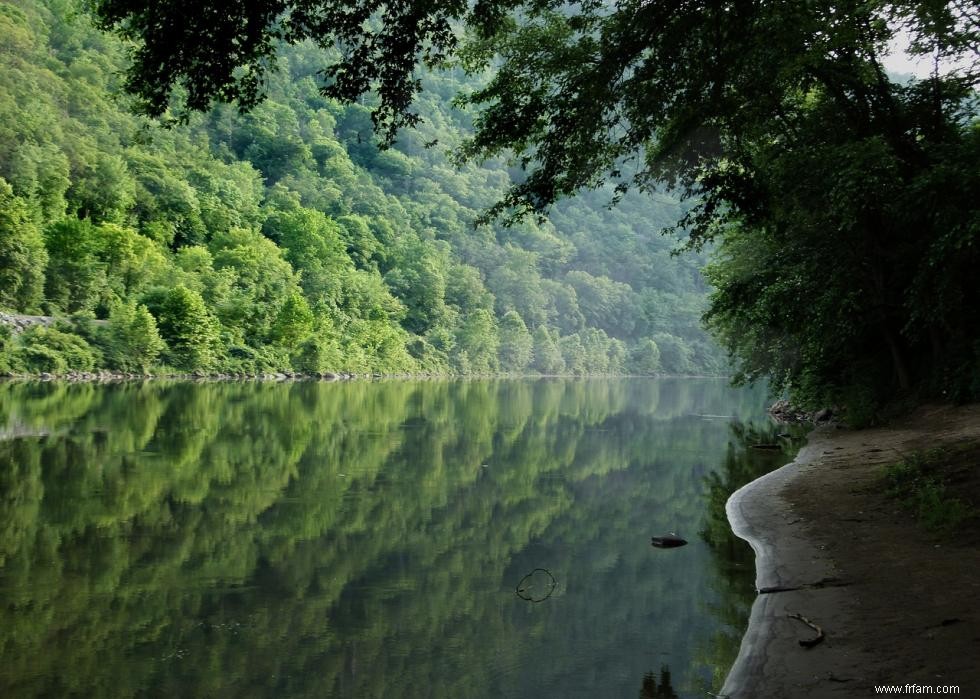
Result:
[651, 534, 688, 549]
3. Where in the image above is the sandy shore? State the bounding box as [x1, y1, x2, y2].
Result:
[721, 405, 980, 698]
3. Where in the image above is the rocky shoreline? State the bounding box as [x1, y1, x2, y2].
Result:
[0, 369, 723, 382]
[767, 398, 836, 425]
[0, 370, 414, 382]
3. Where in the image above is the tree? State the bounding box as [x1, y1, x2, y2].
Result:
[105, 301, 167, 372]
[531, 325, 564, 375]
[445, 264, 494, 314]
[209, 227, 305, 345]
[558, 334, 586, 376]
[156, 285, 220, 371]
[8, 325, 100, 374]
[292, 323, 343, 374]
[262, 205, 352, 310]
[93, 223, 168, 303]
[129, 152, 207, 247]
[93, 2, 979, 205]
[6, 143, 70, 224]
[0, 0, 735, 378]
[382, 237, 449, 335]
[651, 333, 694, 376]
[630, 339, 661, 376]
[93, 0, 475, 142]
[43, 218, 107, 315]
[70, 153, 135, 223]
[455, 309, 499, 373]
[0, 179, 47, 312]
[497, 310, 533, 372]
[270, 292, 314, 350]
[337, 214, 383, 270]
[565, 270, 637, 338]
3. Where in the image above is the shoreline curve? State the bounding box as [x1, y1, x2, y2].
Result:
[719, 405, 980, 698]
[719, 429, 841, 697]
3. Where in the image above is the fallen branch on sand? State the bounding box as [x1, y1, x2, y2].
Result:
[788, 613, 825, 647]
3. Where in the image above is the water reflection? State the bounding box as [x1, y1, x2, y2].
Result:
[639, 666, 679, 698]
[694, 420, 809, 692]
[0, 379, 798, 698]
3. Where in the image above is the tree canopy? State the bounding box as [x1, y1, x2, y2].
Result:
[94, 1, 979, 216]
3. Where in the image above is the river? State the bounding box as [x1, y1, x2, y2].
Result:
[0, 378, 802, 698]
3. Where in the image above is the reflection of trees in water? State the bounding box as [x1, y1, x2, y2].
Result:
[693, 420, 808, 692]
[0, 379, 774, 698]
[640, 665, 679, 698]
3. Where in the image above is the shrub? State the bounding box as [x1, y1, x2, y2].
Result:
[883, 449, 977, 535]
[11, 325, 100, 373]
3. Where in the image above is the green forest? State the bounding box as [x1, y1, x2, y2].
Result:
[0, 0, 724, 378]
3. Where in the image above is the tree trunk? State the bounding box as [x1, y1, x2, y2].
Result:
[882, 324, 911, 391]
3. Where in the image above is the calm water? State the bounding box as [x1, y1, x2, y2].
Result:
[0, 378, 802, 698]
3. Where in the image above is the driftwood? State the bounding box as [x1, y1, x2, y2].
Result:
[788, 613, 825, 647]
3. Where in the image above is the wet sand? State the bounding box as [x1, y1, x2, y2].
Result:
[721, 405, 980, 698]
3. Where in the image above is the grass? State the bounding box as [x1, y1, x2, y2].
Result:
[882, 448, 977, 536]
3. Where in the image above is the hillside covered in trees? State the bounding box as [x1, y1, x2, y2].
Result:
[0, 0, 724, 377]
[80, 0, 980, 422]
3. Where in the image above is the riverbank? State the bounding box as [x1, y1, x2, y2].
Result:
[0, 370, 386, 382]
[722, 405, 980, 698]
[0, 370, 726, 382]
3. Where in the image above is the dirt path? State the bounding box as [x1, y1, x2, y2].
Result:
[722, 405, 980, 698]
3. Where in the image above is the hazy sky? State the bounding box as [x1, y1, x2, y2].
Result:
[882, 29, 934, 78]
[881, 25, 974, 80]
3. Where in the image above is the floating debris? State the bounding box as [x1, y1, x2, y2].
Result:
[650, 534, 688, 549]
[516, 568, 557, 603]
